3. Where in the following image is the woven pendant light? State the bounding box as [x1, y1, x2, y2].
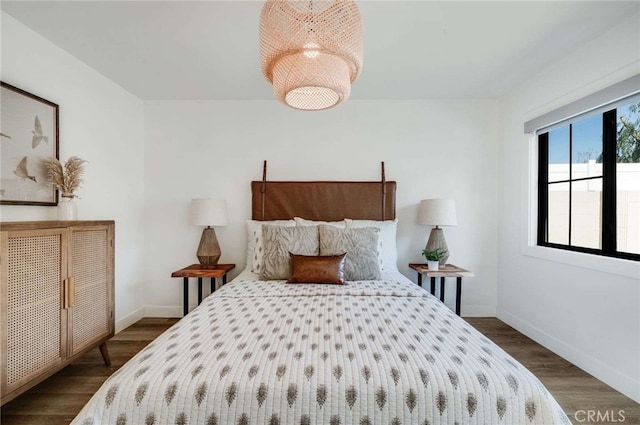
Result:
[259, 0, 363, 111]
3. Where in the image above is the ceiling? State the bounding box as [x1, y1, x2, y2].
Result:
[2, 1, 638, 100]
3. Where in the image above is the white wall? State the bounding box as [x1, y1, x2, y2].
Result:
[8, 3, 637, 405]
[143, 99, 499, 317]
[0, 13, 146, 332]
[497, 12, 640, 402]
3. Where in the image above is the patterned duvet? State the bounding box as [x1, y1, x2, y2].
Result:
[72, 271, 570, 425]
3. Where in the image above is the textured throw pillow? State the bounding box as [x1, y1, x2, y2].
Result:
[345, 218, 398, 271]
[287, 253, 346, 285]
[294, 217, 347, 228]
[319, 225, 381, 281]
[261, 226, 319, 280]
[246, 220, 296, 274]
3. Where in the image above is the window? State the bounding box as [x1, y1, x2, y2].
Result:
[537, 100, 640, 261]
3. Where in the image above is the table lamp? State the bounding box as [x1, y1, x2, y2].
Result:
[417, 198, 457, 265]
[189, 198, 228, 268]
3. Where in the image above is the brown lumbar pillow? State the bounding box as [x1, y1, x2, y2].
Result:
[287, 253, 347, 285]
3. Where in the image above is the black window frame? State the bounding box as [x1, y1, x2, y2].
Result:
[537, 107, 640, 261]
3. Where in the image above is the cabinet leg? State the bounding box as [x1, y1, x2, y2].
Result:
[456, 277, 462, 316]
[183, 277, 189, 316]
[99, 343, 111, 366]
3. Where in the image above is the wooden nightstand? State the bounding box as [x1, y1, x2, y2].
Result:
[409, 263, 474, 316]
[171, 264, 235, 316]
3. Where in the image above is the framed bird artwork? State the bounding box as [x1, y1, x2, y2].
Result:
[1, 82, 59, 205]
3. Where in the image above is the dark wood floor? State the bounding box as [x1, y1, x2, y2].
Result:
[1, 318, 179, 425]
[1, 318, 637, 425]
[468, 318, 638, 425]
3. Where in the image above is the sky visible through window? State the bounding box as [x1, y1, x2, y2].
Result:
[547, 104, 635, 164]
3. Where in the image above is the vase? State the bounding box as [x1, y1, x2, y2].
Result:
[427, 260, 439, 271]
[58, 196, 78, 220]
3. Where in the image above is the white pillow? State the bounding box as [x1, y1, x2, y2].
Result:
[246, 219, 296, 273]
[294, 217, 347, 228]
[345, 218, 398, 271]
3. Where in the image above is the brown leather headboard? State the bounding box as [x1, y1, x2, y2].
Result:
[251, 181, 396, 221]
[251, 161, 396, 221]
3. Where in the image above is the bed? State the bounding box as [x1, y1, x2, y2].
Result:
[72, 164, 570, 425]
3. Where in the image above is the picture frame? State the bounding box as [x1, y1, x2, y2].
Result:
[1, 82, 59, 206]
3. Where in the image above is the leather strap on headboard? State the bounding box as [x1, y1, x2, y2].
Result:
[251, 162, 396, 221]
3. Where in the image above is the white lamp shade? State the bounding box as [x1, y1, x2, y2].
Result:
[417, 198, 457, 226]
[189, 199, 228, 227]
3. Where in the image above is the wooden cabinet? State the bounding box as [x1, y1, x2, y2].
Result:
[0, 221, 114, 405]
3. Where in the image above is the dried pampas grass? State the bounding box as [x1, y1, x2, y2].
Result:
[43, 156, 87, 198]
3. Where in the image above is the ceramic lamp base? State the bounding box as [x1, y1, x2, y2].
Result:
[197, 227, 221, 268]
[425, 226, 449, 266]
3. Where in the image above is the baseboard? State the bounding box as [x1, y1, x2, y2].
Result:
[497, 307, 640, 404]
[144, 305, 183, 319]
[460, 304, 496, 317]
[115, 306, 145, 334]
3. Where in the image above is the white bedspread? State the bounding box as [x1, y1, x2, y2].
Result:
[72, 270, 570, 425]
